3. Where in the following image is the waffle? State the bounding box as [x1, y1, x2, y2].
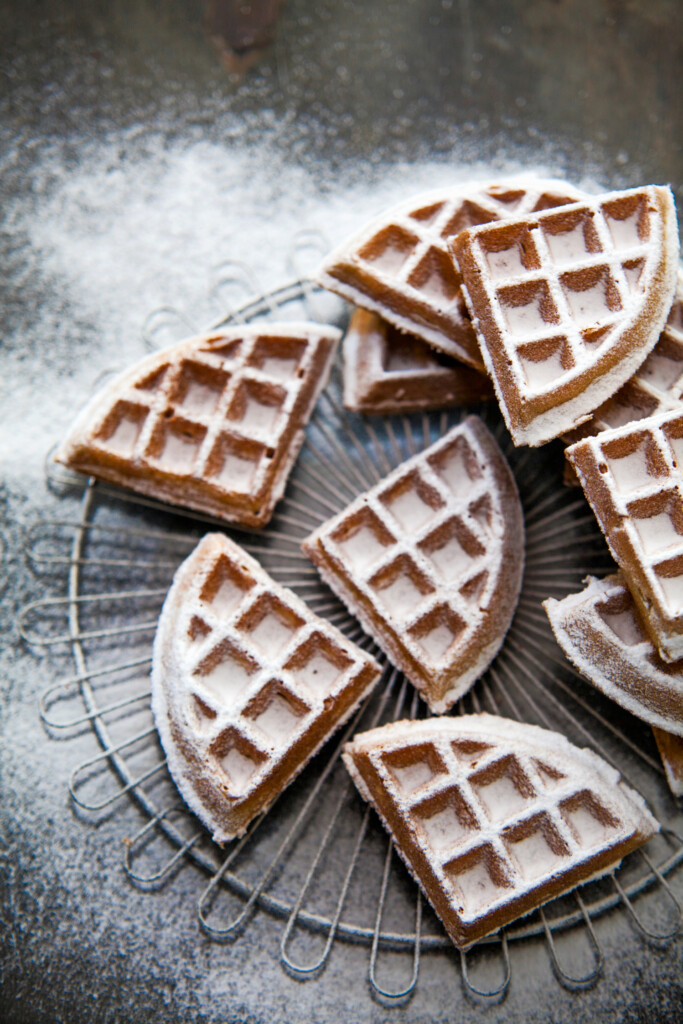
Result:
[342, 308, 492, 415]
[55, 323, 340, 528]
[452, 186, 679, 446]
[652, 727, 683, 797]
[317, 177, 586, 370]
[343, 714, 658, 950]
[564, 269, 683, 445]
[567, 407, 683, 662]
[151, 533, 382, 843]
[302, 417, 524, 712]
[544, 573, 683, 736]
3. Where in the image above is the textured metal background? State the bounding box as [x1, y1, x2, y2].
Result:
[1, 3, 682, 1022]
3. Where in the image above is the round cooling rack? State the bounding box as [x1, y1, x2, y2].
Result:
[21, 277, 683, 1002]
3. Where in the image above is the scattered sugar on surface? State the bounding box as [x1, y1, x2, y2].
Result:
[1, 112, 611, 482]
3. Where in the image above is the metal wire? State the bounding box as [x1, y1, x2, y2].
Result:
[23, 277, 683, 1003]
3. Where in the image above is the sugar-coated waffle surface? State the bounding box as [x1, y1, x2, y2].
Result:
[317, 177, 586, 369]
[151, 533, 382, 843]
[565, 270, 683, 443]
[544, 573, 683, 736]
[342, 308, 492, 415]
[55, 323, 340, 527]
[343, 714, 659, 950]
[303, 417, 524, 713]
[567, 407, 683, 663]
[453, 186, 679, 446]
[652, 727, 683, 797]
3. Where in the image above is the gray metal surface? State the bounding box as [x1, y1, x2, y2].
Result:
[1, 2, 682, 1022]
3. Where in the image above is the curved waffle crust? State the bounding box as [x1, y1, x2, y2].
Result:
[342, 308, 492, 415]
[152, 534, 381, 843]
[544, 573, 683, 736]
[453, 186, 679, 446]
[55, 322, 340, 527]
[343, 714, 658, 950]
[317, 177, 586, 369]
[302, 417, 524, 712]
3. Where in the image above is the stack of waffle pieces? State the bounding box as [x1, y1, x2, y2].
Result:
[54, 170, 681, 957]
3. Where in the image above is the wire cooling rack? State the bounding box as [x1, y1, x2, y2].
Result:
[20, 264, 683, 1002]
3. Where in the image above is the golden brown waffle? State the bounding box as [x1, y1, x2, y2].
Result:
[544, 573, 683, 735]
[652, 727, 683, 797]
[55, 323, 340, 528]
[343, 714, 658, 950]
[317, 177, 586, 369]
[342, 308, 492, 415]
[567, 408, 683, 663]
[302, 417, 523, 712]
[453, 186, 679, 446]
[152, 533, 382, 843]
[565, 269, 683, 445]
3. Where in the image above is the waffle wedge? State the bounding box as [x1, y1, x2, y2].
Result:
[544, 573, 683, 736]
[302, 417, 524, 712]
[152, 533, 382, 843]
[453, 185, 679, 445]
[318, 177, 585, 369]
[343, 714, 658, 949]
[567, 408, 683, 662]
[55, 323, 340, 527]
[343, 308, 492, 415]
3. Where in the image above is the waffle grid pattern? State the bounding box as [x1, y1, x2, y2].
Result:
[58, 324, 339, 525]
[567, 408, 683, 657]
[457, 189, 662, 402]
[305, 419, 522, 709]
[318, 179, 584, 366]
[346, 716, 656, 945]
[168, 537, 379, 801]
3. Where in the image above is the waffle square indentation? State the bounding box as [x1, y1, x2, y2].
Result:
[382, 742, 448, 796]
